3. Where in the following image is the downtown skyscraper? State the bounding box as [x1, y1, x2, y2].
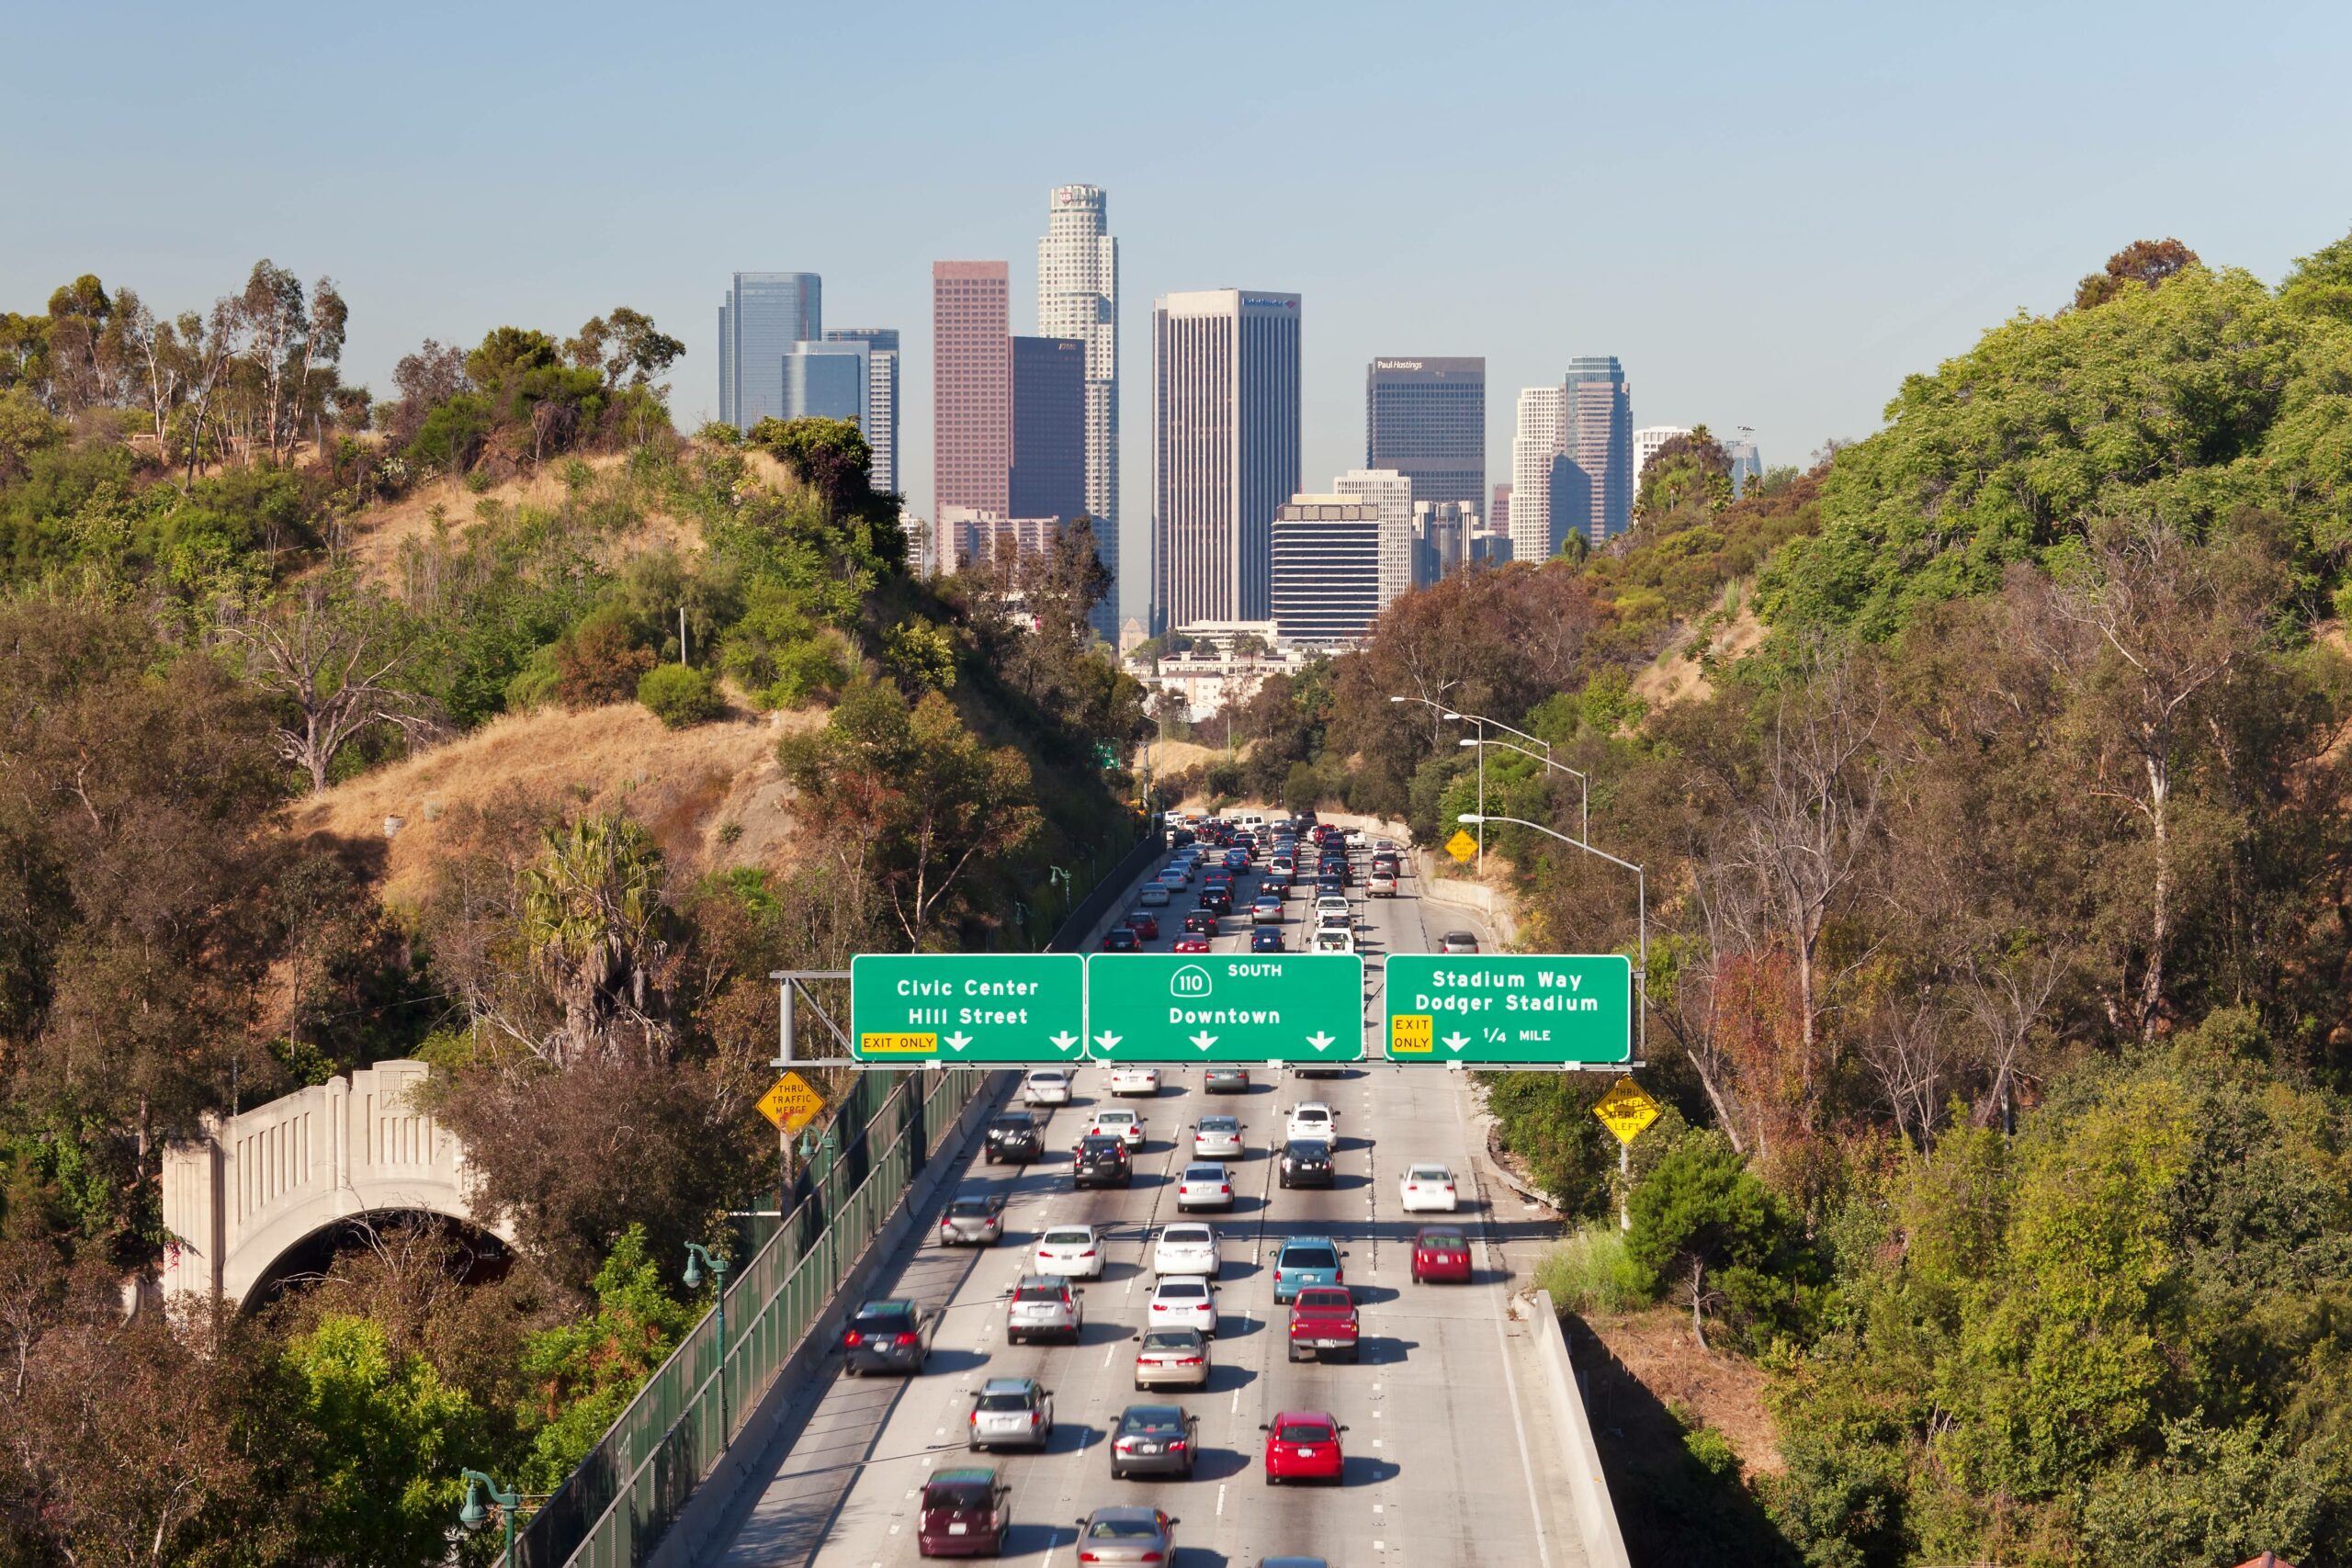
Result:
[1036, 184, 1120, 637]
[1151, 289, 1301, 633]
[824, 327, 900, 497]
[1509, 385, 1563, 563]
[932, 261, 1011, 525]
[718, 272, 820, 430]
[1365, 357, 1485, 509]
[1561, 355, 1634, 545]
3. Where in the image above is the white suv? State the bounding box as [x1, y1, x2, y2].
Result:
[1286, 1101, 1337, 1142]
[1034, 1224, 1105, 1279]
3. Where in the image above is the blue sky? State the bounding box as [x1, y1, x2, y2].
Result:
[9, 1, 2349, 615]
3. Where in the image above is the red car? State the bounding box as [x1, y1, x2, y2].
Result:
[1285, 1286, 1360, 1362]
[1261, 1409, 1347, 1484]
[1171, 933, 1212, 953]
[1125, 911, 1159, 941]
[1410, 1225, 1473, 1283]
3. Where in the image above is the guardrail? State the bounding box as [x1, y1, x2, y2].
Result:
[519, 822, 1159, 1568]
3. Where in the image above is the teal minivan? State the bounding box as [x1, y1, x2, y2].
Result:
[1271, 1236, 1347, 1303]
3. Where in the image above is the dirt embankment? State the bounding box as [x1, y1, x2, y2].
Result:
[285, 699, 823, 906]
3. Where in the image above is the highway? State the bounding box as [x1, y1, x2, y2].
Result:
[710, 830, 1585, 1568]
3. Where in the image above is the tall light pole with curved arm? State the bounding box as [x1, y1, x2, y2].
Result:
[1388, 694, 1479, 866]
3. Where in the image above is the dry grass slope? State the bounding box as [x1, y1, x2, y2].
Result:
[343, 452, 706, 588]
[286, 698, 826, 905]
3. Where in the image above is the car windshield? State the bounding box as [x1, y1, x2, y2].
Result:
[1098, 1111, 1134, 1122]
[926, 1483, 995, 1510]
[949, 1198, 995, 1216]
[1159, 1280, 1207, 1299]
[1164, 1224, 1210, 1242]
[1122, 1409, 1183, 1434]
[1283, 1245, 1339, 1269]
[1199, 1118, 1238, 1133]
[1184, 1165, 1223, 1179]
[1087, 1518, 1162, 1540]
[977, 1390, 1034, 1410]
[1142, 1329, 1202, 1351]
[1043, 1229, 1091, 1247]
[1409, 1166, 1450, 1181]
[1285, 1141, 1328, 1159]
[1277, 1422, 1334, 1443]
[1013, 1283, 1063, 1303]
[1420, 1228, 1466, 1245]
[852, 1305, 910, 1329]
[1297, 1289, 1350, 1309]
[1029, 1072, 1064, 1084]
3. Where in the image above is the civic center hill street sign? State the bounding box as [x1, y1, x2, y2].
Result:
[1382, 953, 1633, 1065]
[848, 953, 1086, 1064]
[1084, 953, 1364, 1064]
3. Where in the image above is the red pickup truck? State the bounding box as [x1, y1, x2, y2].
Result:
[1285, 1286, 1360, 1363]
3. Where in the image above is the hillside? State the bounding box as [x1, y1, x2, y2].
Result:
[285, 696, 820, 905]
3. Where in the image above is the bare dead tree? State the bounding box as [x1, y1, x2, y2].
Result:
[2042, 514, 2280, 1038]
[1730, 638, 1888, 1088]
[217, 579, 435, 792]
[1660, 851, 1770, 1157]
[1952, 942, 2067, 1133]
[1860, 994, 1951, 1148]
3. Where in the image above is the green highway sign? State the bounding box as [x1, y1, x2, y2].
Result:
[1383, 954, 1633, 1065]
[1084, 953, 1364, 1065]
[849, 953, 1086, 1064]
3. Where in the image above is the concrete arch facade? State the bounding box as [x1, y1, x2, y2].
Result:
[161, 1059, 513, 1308]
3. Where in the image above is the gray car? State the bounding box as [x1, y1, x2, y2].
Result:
[937, 1190, 1007, 1247]
[1132, 1327, 1211, 1391]
[1072, 1506, 1178, 1565]
[967, 1376, 1054, 1451]
[1005, 1274, 1084, 1344]
[1109, 1404, 1200, 1479]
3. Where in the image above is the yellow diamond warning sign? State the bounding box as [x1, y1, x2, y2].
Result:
[1445, 829, 1478, 863]
[1591, 1075, 1661, 1145]
[756, 1071, 826, 1133]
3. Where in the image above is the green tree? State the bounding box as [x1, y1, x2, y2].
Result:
[283, 1314, 478, 1568]
[515, 1224, 695, 1492]
[1626, 1131, 1807, 1351]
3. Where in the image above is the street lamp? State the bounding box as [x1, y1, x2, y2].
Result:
[684, 1243, 733, 1439]
[459, 1468, 523, 1568]
[1456, 812, 1644, 1060]
[1462, 810, 1647, 1231]
[1458, 735, 1590, 846]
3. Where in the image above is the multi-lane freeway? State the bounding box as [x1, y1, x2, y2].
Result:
[711, 829, 1587, 1568]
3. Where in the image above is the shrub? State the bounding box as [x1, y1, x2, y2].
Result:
[1535, 1223, 1651, 1315]
[637, 663, 721, 728]
[1627, 1130, 1813, 1348]
[463, 469, 492, 494]
[504, 644, 560, 712]
[554, 608, 654, 710]
[767, 633, 851, 708]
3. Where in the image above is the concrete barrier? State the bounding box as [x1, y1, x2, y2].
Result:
[1527, 1287, 1634, 1568]
[1413, 849, 1523, 948]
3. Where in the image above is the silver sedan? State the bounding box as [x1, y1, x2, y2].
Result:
[1073, 1506, 1177, 1565]
[1192, 1114, 1244, 1159]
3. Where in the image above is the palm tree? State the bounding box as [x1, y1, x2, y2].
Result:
[519, 814, 669, 1066]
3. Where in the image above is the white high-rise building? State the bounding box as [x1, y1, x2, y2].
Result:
[1332, 468, 1414, 609]
[1634, 425, 1691, 484]
[1037, 184, 1120, 639]
[1510, 386, 1564, 564]
[1724, 437, 1762, 497]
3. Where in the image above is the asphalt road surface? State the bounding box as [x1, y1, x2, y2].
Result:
[710, 838, 1585, 1568]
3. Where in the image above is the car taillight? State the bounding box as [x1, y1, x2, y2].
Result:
[1139, 1553, 1164, 1563]
[843, 1330, 863, 1346]
[969, 1411, 978, 1424]
[895, 1332, 920, 1346]
[1079, 1553, 1100, 1564]
[1219, 1184, 1230, 1195]
[1080, 1248, 1096, 1258]
[1151, 1302, 1165, 1311]
[1177, 1355, 1204, 1366]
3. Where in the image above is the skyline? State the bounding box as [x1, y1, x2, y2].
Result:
[8, 2, 2348, 614]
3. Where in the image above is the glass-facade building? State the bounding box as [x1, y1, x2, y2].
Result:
[825, 328, 900, 497]
[1365, 357, 1485, 509]
[1010, 335, 1087, 525]
[1562, 355, 1634, 544]
[718, 272, 820, 431]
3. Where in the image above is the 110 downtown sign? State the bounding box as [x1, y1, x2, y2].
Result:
[846, 951, 1631, 1066]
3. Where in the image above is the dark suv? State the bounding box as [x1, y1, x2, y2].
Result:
[985, 1112, 1044, 1164]
[1072, 1134, 1132, 1190]
[915, 1467, 1010, 1557]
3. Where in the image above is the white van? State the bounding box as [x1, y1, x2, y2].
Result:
[1227, 810, 1266, 832]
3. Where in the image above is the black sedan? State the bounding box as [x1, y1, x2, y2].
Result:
[1109, 1403, 1201, 1480]
[1278, 1138, 1335, 1189]
[842, 1299, 935, 1375]
[985, 1112, 1044, 1164]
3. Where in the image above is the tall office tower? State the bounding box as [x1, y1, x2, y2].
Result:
[1271, 495, 1381, 647]
[1562, 355, 1634, 545]
[1151, 289, 1302, 633]
[781, 339, 868, 423]
[1509, 386, 1564, 563]
[1633, 424, 1692, 484]
[825, 328, 900, 495]
[1723, 436, 1762, 497]
[933, 261, 1011, 525]
[1491, 482, 1511, 541]
[1365, 357, 1485, 507]
[1010, 335, 1087, 525]
[1332, 468, 1415, 608]
[718, 272, 821, 430]
[1037, 184, 1121, 637]
[1413, 499, 1479, 587]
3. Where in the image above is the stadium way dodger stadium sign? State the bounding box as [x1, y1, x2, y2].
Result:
[1382, 953, 1632, 1065]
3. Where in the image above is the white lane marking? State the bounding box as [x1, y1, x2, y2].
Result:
[1373, 1438, 1382, 1448]
[1102, 1341, 1114, 1367]
[1216, 1483, 1227, 1517]
[1230, 1384, 1241, 1414]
